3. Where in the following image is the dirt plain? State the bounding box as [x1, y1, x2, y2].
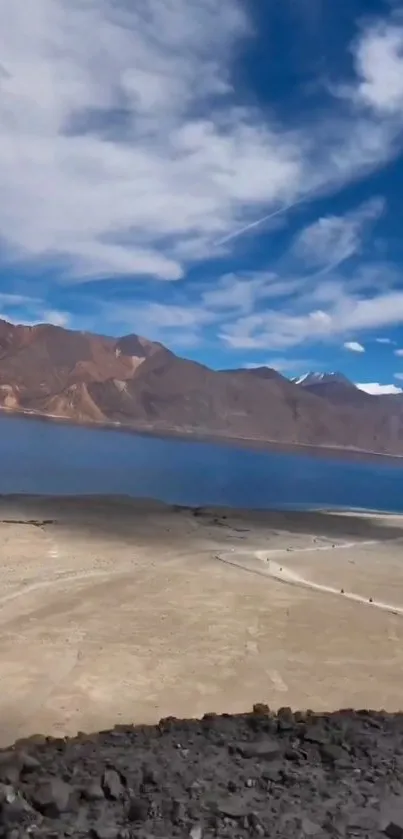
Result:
[1, 496, 403, 749]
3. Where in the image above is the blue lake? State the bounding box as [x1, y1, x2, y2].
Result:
[1, 414, 403, 512]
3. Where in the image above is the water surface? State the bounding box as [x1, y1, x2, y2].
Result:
[1, 414, 402, 512]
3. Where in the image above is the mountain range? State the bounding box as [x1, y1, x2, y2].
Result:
[1, 317, 403, 455]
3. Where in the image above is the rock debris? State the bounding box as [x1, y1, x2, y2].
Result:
[1, 705, 403, 837]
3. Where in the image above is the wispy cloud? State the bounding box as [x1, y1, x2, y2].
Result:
[200, 271, 302, 315]
[221, 283, 403, 351]
[343, 341, 365, 353]
[376, 337, 395, 344]
[0, 2, 402, 285]
[0, 295, 70, 328]
[356, 382, 403, 395]
[290, 198, 384, 272]
[394, 348, 403, 357]
[243, 357, 313, 374]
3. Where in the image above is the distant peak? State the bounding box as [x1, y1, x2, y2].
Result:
[292, 371, 355, 387]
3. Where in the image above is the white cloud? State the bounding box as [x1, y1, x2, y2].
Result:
[0, 0, 304, 281]
[394, 348, 403, 357]
[0, 298, 70, 328]
[376, 337, 395, 344]
[200, 271, 303, 315]
[104, 299, 219, 347]
[135, 303, 216, 330]
[0, 293, 41, 307]
[353, 22, 403, 114]
[221, 288, 403, 351]
[41, 310, 70, 327]
[395, 373, 403, 381]
[356, 382, 403, 395]
[291, 198, 384, 271]
[201, 273, 272, 314]
[343, 341, 365, 352]
[0, 2, 402, 283]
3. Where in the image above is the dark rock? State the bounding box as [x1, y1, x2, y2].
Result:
[303, 727, 327, 746]
[171, 798, 186, 823]
[234, 738, 281, 760]
[81, 781, 105, 801]
[380, 796, 403, 838]
[301, 817, 322, 836]
[346, 807, 378, 831]
[277, 707, 294, 722]
[248, 812, 265, 835]
[18, 753, 41, 773]
[4, 707, 403, 839]
[127, 797, 148, 822]
[0, 751, 41, 787]
[0, 763, 20, 787]
[101, 769, 124, 800]
[320, 744, 347, 764]
[262, 762, 283, 783]
[285, 746, 305, 763]
[252, 704, 270, 716]
[30, 777, 74, 817]
[141, 765, 158, 786]
[0, 784, 33, 826]
[215, 795, 252, 819]
[91, 825, 119, 839]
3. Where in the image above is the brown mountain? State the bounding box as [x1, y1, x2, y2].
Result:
[1, 318, 403, 454]
[293, 373, 372, 407]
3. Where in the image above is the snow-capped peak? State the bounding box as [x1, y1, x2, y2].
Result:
[292, 372, 329, 385]
[291, 371, 353, 387]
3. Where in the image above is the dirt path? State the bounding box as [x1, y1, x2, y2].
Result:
[215, 539, 403, 617]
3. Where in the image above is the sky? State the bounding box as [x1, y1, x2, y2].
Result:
[1, 1, 403, 393]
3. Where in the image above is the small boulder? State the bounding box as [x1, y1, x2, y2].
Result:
[215, 796, 251, 820]
[127, 797, 148, 823]
[81, 780, 105, 801]
[101, 769, 124, 800]
[30, 777, 75, 817]
[234, 739, 281, 761]
[301, 817, 322, 836]
[90, 825, 119, 839]
[380, 796, 403, 838]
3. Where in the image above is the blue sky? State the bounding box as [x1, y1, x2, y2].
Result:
[1, 0, 403, 393]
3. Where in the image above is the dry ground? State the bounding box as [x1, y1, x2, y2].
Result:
[1, 496, 403, 747]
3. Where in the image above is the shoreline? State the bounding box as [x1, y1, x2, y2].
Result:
[1, 406, 403, 467]
[0, 493, 401, 519]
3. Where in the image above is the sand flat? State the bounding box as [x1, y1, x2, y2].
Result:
[1, 496, 403, 747]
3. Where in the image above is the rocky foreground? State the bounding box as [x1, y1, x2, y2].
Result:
[2, 707, 403, 838]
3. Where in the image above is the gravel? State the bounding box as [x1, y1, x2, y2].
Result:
[1, 704, 403, 838]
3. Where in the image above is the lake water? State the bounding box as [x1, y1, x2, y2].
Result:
[1, 414, 403, 513]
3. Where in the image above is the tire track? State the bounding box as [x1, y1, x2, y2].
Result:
[215, 538, 403, 618]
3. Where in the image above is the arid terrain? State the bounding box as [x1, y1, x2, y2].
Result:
[2, 317, 403, 454]
[1, 496, 403, 751]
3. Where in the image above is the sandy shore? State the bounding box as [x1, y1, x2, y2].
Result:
[1, 495, 403, 747]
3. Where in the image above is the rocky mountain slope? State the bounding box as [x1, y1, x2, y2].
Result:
[291, 372, 352, 387]
[291, 372, 372, 406]
[1, 318, 403, 454]
[0, 706, 402, 838]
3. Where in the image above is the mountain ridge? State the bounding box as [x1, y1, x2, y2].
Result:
[1, 318, 403, 455]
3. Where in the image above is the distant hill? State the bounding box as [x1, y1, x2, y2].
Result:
[291, 371, 371, 406]
[1, 319, 403, 454]
[291, 372, 354, 387]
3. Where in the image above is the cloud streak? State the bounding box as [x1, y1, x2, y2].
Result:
[0, 1, 402, 284]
